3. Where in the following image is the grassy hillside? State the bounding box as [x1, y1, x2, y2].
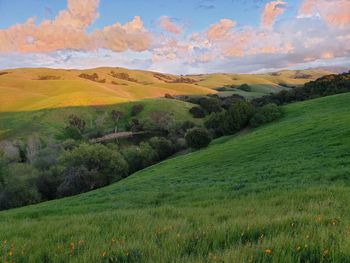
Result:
[0, 93, 349, 262]
[0, 68, 333, 112]
[0, 98, 198, 140]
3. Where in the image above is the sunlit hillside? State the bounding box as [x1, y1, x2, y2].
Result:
[0, 67, 334, 112]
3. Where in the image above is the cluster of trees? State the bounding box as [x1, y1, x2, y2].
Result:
[0, 134, 185, 210]
[253, 71, 350, 106]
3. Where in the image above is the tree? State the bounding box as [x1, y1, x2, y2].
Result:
[204, 111, 226, 137]
[0, 163, 41, 210]
[64, 114, 86, 139]
[149, 137, 174, 160]
[185, 127, 212, 149]
[198, 97, 222, 114]
[220, 101, 254, 135]
[57, 166, 100, 197]
[26, 134, 42, 164]
[189, 106, 206, 118]
[237, 84, 252, 92]
[131, 104, 144, 116]
[250, 103, 282, 127]
[59, 144, 128, 196]
[111, 110, 123, 133]
[121, 143, 158, 174]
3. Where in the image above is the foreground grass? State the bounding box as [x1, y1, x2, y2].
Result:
[1, 94, 350, 262]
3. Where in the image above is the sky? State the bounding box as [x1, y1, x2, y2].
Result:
[0, 0, 349, 74]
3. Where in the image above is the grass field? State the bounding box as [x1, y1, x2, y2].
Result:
[0, 68, 333, 113]
[0, 93, 349, 262]
[0, 98, 198, 140]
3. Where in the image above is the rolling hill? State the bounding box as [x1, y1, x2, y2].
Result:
[0, 93, 349, 262]
[0, 67, 334, 112]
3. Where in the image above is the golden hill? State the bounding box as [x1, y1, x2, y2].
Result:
[0, 67, 334, 112]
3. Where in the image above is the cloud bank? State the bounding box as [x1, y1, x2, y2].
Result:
[0, 0, 349, 74]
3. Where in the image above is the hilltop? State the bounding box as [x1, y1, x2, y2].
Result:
[0, 93, 349, 262]
[0, 67, 334, 112]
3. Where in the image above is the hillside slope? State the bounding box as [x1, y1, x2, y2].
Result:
[0, 67, 333, 112]
[1, 94, 350, 262]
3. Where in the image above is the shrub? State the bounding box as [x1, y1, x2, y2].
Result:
[205, 111, 226, 137]
[64, 114, 86, 139]
[250, 103, 282, 127]
[122, 143, 158, 173]
[36, 165, 64, 200]
[121, 146, 144, 173]
[149, 137, 174, 160]
[126, 118, 144, 132]
[220, 101, 255, 134]
[57, 166, 100, 197]
[185, 127, 212, 149]
[131, 104, 144, 116]
[33, 145, 61, 171]
[58, 144, 128, 196]
[143, 112, 175, 132]
[238, 84, 252, 92]
[198, 97, 222, 113]
[0, 163, 41, 210]
[189, 106, 206, 118]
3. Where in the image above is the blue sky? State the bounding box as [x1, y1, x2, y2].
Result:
[0, 0, 349, 73]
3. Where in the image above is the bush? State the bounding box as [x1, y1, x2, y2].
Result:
[185, 127, 212, 149]
[126, 118, 144, 132]
[189, 106, 206, 118]
[57, 166, 100, 197]
[238, 84, 252, 92]
[122, 143, 158, 173]
[143, 112, 175, 132]
[250, 103, 282, 127]
[0, 163, 41, 210]
[204, 111, 226, 137]
[198, 97, 222, 113]
[58, 144, 128, 196]
[149, 137, 174, 160]
[131, 104, 144, 116]
[36, 166, 64, 200]
[221, 101, 255, 134]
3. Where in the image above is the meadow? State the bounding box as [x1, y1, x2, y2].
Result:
[0, 98, 198, 140]
[0, 93, 349, 262]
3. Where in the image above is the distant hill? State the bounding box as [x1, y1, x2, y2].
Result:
[1, 93, 349, 262]
[0, 67, 335, 112]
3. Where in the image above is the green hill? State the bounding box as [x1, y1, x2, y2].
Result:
[1, 93, 350, 262]
[0, 98, 198, 140]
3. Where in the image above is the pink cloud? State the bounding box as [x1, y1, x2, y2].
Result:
[207, 19, 236, 41]
[261, 1, 287, 28]
[299, 0, 350, 27]
[159, 16, 182, 34]
[0, 0, 151, 53]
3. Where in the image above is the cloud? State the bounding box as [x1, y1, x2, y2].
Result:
[0, 0, 151, 53]
[91, 16, 152, 52]
[298, 0, 350, 27]
[0, 0, 349, 74]
[159, 16, 182, 34]
[207, 19, 236, 41]
[261, 0, 287, 28]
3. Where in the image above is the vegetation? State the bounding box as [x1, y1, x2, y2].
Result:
[250, 103, 282, 127]
[185, 127, 212, 149]
[0, 93, 349, 262]
[253, 71, 350, 106]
